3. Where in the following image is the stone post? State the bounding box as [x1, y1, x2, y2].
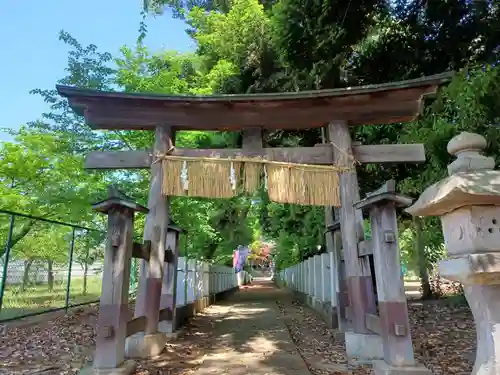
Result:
[326, 218, 344, 331]
[308, 258, 314, 298]
[328, 252, 338, 311]
[406, 132, 500, 375]
[303, 261, 307, 294]
[293, 264, 297, 290]
[354, 186, 430, 374]
[304, 260, 308, 295]
[313, 255, 321, 300]
[321, 253, 328, 302]
[89, 187, 148, 375]
[158, 222, 184, 338]
[178, 257, 186, 306]
[203, 262, 209, 302]
[299, 262, 303, 293]
[209, 264, 214, 299]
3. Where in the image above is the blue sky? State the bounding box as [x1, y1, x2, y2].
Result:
[0, 1, 193, 142]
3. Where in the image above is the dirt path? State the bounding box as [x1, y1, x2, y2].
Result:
[275, 295, 475, 375]
[137, 280, 312, 375]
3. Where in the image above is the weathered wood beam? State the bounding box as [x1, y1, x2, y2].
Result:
[83, 99, 423, 131]
[354, 192, 414, 211]
[131, 125, 172, 343]
[351, 145, 425, 164]
[339, 243, 373, 259]
[358, 240, 373, 257]
[366, 179, 396, 198]
[85, 144, 426, 170]
[126, 316, 146, 337]
[331, 120, 377, 335]
[60, 76, 449, 109]
[88, 151, 153, 170]
[325, 220, 341, 234]
[131, 241, 179, 264]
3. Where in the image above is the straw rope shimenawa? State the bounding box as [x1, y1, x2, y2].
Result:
[156, 144, 357, 206]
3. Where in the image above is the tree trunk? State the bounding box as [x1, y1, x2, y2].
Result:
[1, 220, 35, 259]
[47, 260, 54, 292]
[414, 217, 433, 299]
[21, 259, 34, 292]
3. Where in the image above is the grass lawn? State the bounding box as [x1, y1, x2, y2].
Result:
[0, 276, 103, 321]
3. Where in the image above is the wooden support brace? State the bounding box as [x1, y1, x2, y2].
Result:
[164, 248, 175, 263]
[324, 220, 341, 234]
[132, 241, 151, 260]
[357, 240, 373, 257]
[126, 316, 147, 337]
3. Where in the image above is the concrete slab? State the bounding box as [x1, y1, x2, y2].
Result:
[125, 332, 166, 359]
[79, 360, 136, 375]
[345, 331, 384, 363]
[373, 360, 432, 375]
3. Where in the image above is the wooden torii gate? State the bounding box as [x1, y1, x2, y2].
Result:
[57, 72, 452, 361]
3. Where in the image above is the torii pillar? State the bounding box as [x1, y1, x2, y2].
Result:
[125, 126, 173, 358]
[329, 121, 380, 361]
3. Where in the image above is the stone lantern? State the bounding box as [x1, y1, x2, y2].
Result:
[406, 132, 500, 375]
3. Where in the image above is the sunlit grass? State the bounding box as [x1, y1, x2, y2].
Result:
[0, 276, 103, 321]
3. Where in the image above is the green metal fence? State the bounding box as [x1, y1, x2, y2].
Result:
[0, 210, 138, 323]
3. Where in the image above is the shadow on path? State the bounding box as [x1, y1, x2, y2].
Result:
[193, 279, 311, 375]
[137, 279, 312, 375]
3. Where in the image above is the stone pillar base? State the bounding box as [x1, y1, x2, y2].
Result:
[332, 329, 345, 342]
[373, 360, 431, 375]
[158, 320, 178, 339]
[125, 332, 166, 359]
[80, 360, 136, 375]
[309, 296, 322, 311]
[345, 331, 383, 364]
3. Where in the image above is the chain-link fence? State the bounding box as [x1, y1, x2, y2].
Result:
[0, 210, 138, 322]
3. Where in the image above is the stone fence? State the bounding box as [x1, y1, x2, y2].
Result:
[278, 254, 339, 328]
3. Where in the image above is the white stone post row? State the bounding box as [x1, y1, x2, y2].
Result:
[407, 132, 500, 375]
[306, 258, 312, 296]
[279, 253, 340, 329]
[170, 259, 236, 308]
